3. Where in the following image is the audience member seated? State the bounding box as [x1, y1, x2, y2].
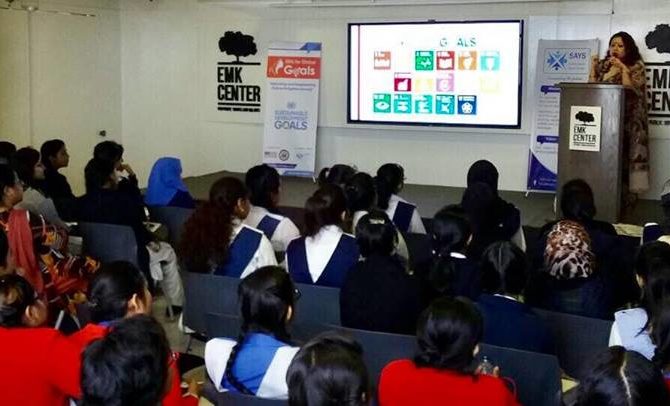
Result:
[180, 176, 276, 276]
[418, 205, 480, 305]
[376, 163, 426, 234]
[287, 332, 370, 406]
[345, 172, 409, 262]
[81, 314, 199, 406]
[340, 211, 421, 334]
[93, 140, 142, 202]
[378, 297, 520, 406]
[609, 241, 670, 359]
[0, 141, 16, 166]
[69, 261, 186, 406]
[574, 346, 669, 406]
[244, 164, 299, 252]
[651, 300, 670, 390]
[0, 164, 98, 300]
[14, 147, 68, 229]
[466, 160, 525, 251]
[0, 229, 15, 276]
[526, 179, 634, 319]
[317, 164, 357, 189]
[285, 184, 359, 287]
[40, 139, 75, 204]
[0, 274, 82, 405]
[205, 266, 299, 399]
[477, 241, 555, 355]
[76, 158, 184, 312]
[145, 157, 196, 209]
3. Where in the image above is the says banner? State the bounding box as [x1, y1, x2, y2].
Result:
[527, 39, 599, 192]
[262, 42, 322, 177]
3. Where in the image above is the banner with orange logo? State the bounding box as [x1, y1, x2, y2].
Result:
[262, 42, 322, 177]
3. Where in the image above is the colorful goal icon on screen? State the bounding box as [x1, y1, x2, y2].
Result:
[457, 95, 477, 115]
[414, 95, 434, 114]
[480, 51, 501, 71]
[373, 94, 392, 113]
[458, 51, 478, 70]
[436, 74, 455, 92]
[394, 73, 412, 92]
[374, 51, 392, 70]
[436, 51, 455, 70]
[415, 51, 434, 71]
[393, 94, 412, 114]
[435, 95, 455, 115]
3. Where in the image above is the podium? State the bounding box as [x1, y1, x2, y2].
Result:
[557, 82, 626, 223]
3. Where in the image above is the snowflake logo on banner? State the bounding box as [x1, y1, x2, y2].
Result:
[546, 52, 568, 71]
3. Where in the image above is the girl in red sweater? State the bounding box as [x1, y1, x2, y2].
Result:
[378, 297, 520, 406]
[0, 273, 82, 405]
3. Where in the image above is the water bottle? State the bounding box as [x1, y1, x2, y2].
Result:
[479, 356, 495, 375]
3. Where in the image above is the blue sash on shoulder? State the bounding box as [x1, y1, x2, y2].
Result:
[215, 227, 262, 278]
[393, 201, 415, 233]
[287, 234, 359, 287]
[256, 215, 281, 240]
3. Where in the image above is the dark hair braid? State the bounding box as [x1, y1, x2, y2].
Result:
[223, 331, 255, 395]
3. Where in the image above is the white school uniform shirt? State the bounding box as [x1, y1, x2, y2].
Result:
[229, 220, 278, 278]
[244, 205, 300, 253]
[205, 336, 299, 399]
[386, 194, 427, 234]
[352, 210, 410, 262]
[285, 225, 352, 283]
[609, 307, 655, 360]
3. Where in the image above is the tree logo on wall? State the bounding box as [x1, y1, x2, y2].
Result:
[575, 111, 595, 125]
[219, 31, 260, 65]
[643, 24, 670, 125]
[216, 30, 262, 113]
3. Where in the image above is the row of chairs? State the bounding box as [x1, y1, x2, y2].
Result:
[202, 311, 561, 406]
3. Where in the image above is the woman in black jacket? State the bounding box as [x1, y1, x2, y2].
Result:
[340, 210, 421, 334]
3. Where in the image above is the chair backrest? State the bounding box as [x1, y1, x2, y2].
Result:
[330, 326, 416, 389]
[534, 307, 613, 380]
[478, 343, 562, 406]
[206, 312, 329, 344]
[202, 381, 288, 406]
[147, 206, 193, 246]
[79, 222, 139, 267]
[293, 283, 341, 326]
[402, 232, 432, 269]
[183, 273, 241, 335]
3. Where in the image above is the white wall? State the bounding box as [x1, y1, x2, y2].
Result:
[118, 0, 670, 199]
[0, 0, 121, 194]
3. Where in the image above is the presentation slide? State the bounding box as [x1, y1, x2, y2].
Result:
[348, 21, 523, 128]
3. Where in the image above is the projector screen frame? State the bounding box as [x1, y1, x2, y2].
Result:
[347, 19, 525, 130]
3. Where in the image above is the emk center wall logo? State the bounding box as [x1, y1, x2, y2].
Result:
[216, 31, 262, 113]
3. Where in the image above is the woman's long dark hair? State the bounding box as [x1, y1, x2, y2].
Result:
[317, 164, 356, 188]
[428, 205, 471, 295]
[40, 139, 65, 171]
[375, 163, 404, 210]
[636, 242, 670, 333]
[607, 31, 643, 66]
[179, 177, 248, 273]
[345, 172, 376, 214]
[355, 210, 397, 258]
[414, 296, 483, 374]
[245, 164, 281, 214]
[223, 266, 296, 394]
[560, 179, 597, 222]
[304, 184, 347, 237]
[480, 241, 528, 296]
[14, 147, 42, 190]
[652, 300, 670, 371]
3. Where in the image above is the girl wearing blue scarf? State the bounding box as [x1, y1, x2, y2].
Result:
[145, 157, 195, 209]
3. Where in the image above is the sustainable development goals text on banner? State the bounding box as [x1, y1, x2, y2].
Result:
[527, 39, 599, 192]
[262, 42, 322, 177]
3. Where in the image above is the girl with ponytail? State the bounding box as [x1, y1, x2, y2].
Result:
[285, 184, 359, 287]
[179, 176, 276, 277]
[205, 266, 300, 399]
[375, 163, 426, 234]
[420, 205, 480, 305]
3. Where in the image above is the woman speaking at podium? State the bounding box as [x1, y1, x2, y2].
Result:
[590, 31, 649, 209]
